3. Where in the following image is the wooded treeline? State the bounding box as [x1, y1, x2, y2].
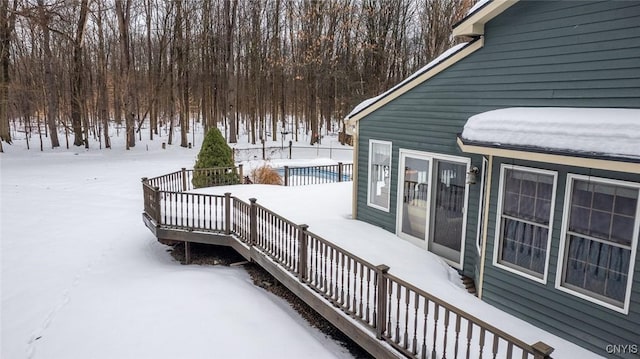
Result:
[0, 0, 472, 151]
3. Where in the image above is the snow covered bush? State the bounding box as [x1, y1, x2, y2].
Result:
[192, 128, 238, 188]
[250, 165, 283, 185]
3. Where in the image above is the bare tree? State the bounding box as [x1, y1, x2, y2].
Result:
[0, 0, 17, 151]
[115, 0, 135, 149]
[70, 0, 89, 147]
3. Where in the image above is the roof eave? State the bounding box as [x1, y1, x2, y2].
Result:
[345, 38, 485, 126]
[452, 0, 519, 37]
[456, 136, 640, 174]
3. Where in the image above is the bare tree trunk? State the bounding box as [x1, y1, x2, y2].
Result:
[224, 0, 238, 143]
[71, 0, 89, 147]
[115, 0, 135, 149]
[174, 0, 188, 148]
[0, 0, 17, 150]
[95, 1, 110, 148]
[37, 0, 60, 148]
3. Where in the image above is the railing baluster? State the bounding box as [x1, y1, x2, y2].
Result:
[358, 263, 364, 319]
[466, 320, 473, 359]
[422, 298, 429, 359]
[443, 308, 450, 359]
[455, 314, 461, 358]
[492, 334, 500, 359]
[346, 258, 352, 310]
[432, 303, 439, 358]
[339, 252, 345, 306]
[412, 291, 419, 355]
[403, 287, 410, 349]
[388, 280, 394, 340]
[479, 328, 486, 359]
[394, 283, 401, 344]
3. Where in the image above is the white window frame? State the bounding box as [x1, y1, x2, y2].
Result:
[493, 165, 557, 284]
[367, 139, 392, 212]
[555, 174, 640, 314]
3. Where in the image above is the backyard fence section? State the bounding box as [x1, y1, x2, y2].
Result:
[141, 169, 554, 359]
[283, 162, 353, 186]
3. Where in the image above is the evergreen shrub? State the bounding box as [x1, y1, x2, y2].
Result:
[192, 128, 239, 188]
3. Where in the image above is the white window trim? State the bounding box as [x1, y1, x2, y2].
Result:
[493, 165, 557, 284]
[555, 174, 640, 315]
[367, 139, 392, 212]
[395, 149, 470, 270]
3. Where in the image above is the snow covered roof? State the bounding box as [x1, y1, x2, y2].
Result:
[452, 0, 518, 37]
[344, 41, 473, 123]
[467, 0, 492, 17]
[460, 107, 640, 161]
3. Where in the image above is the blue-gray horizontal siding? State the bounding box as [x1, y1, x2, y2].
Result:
[482, 160, 640, 357]
[356, 1, 640, 356]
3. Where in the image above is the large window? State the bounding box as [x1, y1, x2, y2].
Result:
[557, 175, 639, 313]
[494, 166, 556, 282]
[368, 140, 392, 211]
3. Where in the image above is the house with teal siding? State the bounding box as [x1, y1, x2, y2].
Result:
[344, 0, 640, 357]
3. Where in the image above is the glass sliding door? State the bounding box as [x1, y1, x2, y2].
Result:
[398, 154, 430, 242]
[396, 150, 469, 268]
[429, 160, 468, 265]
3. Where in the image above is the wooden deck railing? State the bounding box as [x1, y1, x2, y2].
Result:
[141, 170, 554, 359]
[283, 162, 353, 186]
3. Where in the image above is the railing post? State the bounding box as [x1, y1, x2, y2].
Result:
[375, 264, 390, 340]
[154, 187, 162, 225]
[284, 166, 289, 186]
[238, 164, 244, 183]
[249, 198, 257, 247]
[298, 224, 309, 282]
[532, 342, 554, 359]
[338, 162, 343, 182]
[225, 192, 231, 235]
[181, 167, 187, 192]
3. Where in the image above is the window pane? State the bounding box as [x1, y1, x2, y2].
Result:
[369, 142, 391, 209]
[615, 195, 637, 216]
[535, 199, 551, 224]
[611, 215, 634, 246]
[589, 211, 611, 239]
[569, 205, 590, 235]
[593, 191, 614, 212]
[531, 226, 548, 273]
[504, 192, 519, 217]
[606, 246, 629, 303]
[519, 195, 535, 220]
[538, 182, 553, 200]
[583, 241, 608, 295]
[563, 234, 631, 305]
[572, 185, 592, 207]
[499, 218, 546, 276]
[521, 179, 536, 196]
[565, 235, 587, 288]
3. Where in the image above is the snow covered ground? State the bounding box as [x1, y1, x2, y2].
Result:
[0, 128, 355, 359]
[1, 124, 602, 358]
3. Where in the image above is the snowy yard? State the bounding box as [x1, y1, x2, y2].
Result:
[0, 131, 356, 359]
[1, 127, 602, 358]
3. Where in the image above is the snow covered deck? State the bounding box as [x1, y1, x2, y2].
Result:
[142, 171, 603, 359]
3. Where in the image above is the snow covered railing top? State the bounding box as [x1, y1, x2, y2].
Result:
[141, 171, 555, 359]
